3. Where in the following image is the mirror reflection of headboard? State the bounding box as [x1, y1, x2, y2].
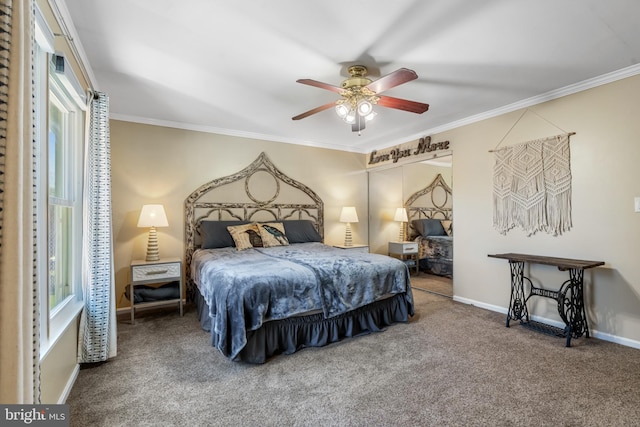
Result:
[404, 173, 452, 239]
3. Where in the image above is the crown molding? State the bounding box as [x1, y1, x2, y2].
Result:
[372, 63, 640, 152]
[108, 113, 363, 153]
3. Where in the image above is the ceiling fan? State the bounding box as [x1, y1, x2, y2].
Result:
[292, 65, 429, 133]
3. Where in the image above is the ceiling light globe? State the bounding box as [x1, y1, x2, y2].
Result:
[345, 109, 356, 123]
[335, 104, 349, 119]
[357, 100, 373, 116]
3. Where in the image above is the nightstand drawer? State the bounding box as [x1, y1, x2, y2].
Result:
[131, 262, 181, 282]
[389, 242, 418, 254]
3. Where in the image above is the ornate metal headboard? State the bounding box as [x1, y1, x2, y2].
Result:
[184, 152, 324, 299]
[404, 173, 452, 238]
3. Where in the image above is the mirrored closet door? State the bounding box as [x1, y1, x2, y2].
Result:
[368, 155, 453, 297]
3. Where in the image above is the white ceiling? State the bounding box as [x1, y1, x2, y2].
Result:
[62, 0, 640, 153]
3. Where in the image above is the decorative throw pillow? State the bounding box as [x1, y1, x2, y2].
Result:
[257, 222, 289, 247]
[201, 220, 249, 248]
[227, 223, 260, 250]
[282, 220, 322, 243]
[441, 220, 453, 236]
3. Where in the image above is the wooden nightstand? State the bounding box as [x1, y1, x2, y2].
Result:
[388, 241, 419, 275]
[129, 258, 183, 324]
[333, 244, 370, 253]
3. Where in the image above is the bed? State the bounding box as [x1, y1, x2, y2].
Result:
[405, 173, 453, 278]
[185, 153, 414, 363]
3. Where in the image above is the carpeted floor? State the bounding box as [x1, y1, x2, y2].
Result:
[67, 288, 640, 426]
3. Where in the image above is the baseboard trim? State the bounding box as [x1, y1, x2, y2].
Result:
[453, 295, 506, 314]
[58, 363, 79, 404]
[452, 295, 640, 350]
[590, 330, 640, 349]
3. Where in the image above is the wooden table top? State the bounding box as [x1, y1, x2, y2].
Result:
[488, 253, 605, 271]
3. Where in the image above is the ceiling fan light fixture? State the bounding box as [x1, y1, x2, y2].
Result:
[357, 99, 373, 116]
[344, 109, 356, 124]
[335, 103, 349, 119]
[293, 65, 428, 133]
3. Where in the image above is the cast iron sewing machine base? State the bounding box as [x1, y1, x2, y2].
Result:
[488, 253, 604, 347]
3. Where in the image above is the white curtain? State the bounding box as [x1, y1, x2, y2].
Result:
[0, 0, 40, 403]
[77, 92, 117, 363]
[493, 134, 572, 236]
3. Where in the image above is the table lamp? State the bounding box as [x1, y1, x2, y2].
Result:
[339, 206, 359, 247]
[394, 207, 409, 242]
[137, 204, 169, 261]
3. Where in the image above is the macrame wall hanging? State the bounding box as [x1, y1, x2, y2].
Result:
[491, 109, 574, 236]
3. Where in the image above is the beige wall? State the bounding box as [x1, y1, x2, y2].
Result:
[442, 74, 640, 345]
[40, 319, 78, 403]
[368, 167, 403, 253]
[110, 121, 368, 308]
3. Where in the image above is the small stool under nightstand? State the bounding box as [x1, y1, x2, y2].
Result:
[388, 241, 419, 275]
[129, 258, 183, 324]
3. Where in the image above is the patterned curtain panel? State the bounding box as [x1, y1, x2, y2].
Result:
[0, 0, 40, 403]
[493, 134, 572, 236]
[77, 92, 117, 363]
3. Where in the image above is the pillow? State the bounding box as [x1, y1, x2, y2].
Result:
[412, 218, 447, 237]
[440, 220, 453, 236]
[282, 220, 322, 243]
[257, 222, 289, 247]
[227, 223, 260, 250]
[200, 220, 249, 248]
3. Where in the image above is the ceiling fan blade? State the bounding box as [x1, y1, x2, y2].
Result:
[376, 95, 429, 114]
[296, 79, 343, 94]
[292, 102, 336, 120]
[365, 68, 418, 94]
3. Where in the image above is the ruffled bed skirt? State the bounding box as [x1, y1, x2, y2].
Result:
[196, 292, 414, 364]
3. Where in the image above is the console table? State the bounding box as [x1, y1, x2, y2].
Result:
[488, 253, 604, 347]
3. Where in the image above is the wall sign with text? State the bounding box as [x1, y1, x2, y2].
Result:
[367, 136, 451, 167]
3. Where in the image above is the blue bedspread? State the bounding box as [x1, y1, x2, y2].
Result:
[417, 235, 453, 277]
[191, 242, 413, 359]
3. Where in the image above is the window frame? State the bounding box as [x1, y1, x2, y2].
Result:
[35, 6, 87, 359]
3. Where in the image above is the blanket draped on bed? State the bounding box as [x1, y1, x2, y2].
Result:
[417, 235, 453, 278]
[191, 243, 413, 360]
[493, 134, 572, 236]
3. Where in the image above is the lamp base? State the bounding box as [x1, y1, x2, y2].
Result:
[145, 226, 161, 262]
[344, 223, 353, 247]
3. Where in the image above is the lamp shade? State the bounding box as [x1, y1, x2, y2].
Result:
[137, 204, 169, 228]
[394, 207, 408, 222]
[339, 206, 359, 223]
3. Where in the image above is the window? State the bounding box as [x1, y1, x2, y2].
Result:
[48, 81, 78, 314]
[35, 5, 87, 357]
